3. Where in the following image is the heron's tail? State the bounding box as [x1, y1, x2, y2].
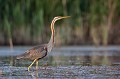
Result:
[16, 51, 29, 59]
[16, 55, 24, 59]
[16, 54, 26, 59]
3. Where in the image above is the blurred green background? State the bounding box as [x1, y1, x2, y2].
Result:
[0, 0, 120, 46]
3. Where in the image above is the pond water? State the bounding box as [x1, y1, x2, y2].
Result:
[0, 46, 120, 79]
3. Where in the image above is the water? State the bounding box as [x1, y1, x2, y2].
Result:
[0, 46, 120, 79]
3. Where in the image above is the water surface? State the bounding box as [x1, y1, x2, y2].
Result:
[0, 46, 120, 79]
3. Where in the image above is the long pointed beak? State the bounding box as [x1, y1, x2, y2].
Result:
[61, 16, 71, 19]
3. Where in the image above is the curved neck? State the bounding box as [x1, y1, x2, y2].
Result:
[49, 19, 55, 44]
[51, 19, 55, 39]
[47, 19, 56, 52]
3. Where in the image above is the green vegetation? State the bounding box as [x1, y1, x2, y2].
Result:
[0, 0, 120, 46]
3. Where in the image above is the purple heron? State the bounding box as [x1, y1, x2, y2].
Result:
[16, 16, 70, 71]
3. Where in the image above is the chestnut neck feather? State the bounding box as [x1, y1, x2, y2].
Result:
[47, 19, 56, 52]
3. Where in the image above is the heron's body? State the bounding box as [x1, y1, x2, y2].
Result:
[16, 16, 70, 71]
[17, 44, 48, 60]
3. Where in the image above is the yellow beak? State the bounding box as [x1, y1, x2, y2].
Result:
[60, 16, 71, 19]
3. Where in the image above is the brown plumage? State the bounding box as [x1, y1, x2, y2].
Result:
[17, 44, 47, 60]
[16, 16, 70, 71]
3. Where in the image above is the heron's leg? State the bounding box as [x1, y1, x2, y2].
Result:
[28, 59, 37, 71]
[36, 60, 39, 70]
[35, 60, 39, 77]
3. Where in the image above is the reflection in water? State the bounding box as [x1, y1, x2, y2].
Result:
[30, 71, 38, 79]
[91, 51, 111, 65]
[48, 53, 119, 66]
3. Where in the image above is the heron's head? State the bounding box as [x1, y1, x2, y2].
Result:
[53, 16, 70, 21]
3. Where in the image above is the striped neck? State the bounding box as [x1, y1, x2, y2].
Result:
[47, 19, 56, 52]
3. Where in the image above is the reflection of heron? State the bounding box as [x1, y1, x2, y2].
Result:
[17, 16, 70, 71]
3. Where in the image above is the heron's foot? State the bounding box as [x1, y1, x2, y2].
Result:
[28, 66, 31, 72]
